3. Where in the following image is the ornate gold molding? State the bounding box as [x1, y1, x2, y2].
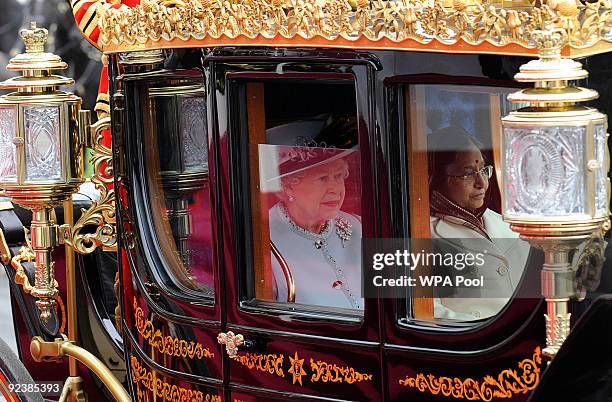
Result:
[10, 238, 67, 333]
[67, 117, 117, 254]
[134, 298, 215, 360]
[99, 0, 612, 57]
[11, 243, 36, 294]
[130, 356, 221, 402]
[399, 347, 543, 401]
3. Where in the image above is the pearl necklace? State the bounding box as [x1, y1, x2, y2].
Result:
[278, 204, 359, 309]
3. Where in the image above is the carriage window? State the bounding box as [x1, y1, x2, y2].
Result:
[405, 84, 529, 323]
[143, 78, 214, 296]
[243, 79, 363, 317]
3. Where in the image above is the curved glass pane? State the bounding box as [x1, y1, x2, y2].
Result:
[144, 77, 214, 296]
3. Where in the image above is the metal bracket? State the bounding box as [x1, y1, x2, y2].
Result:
[70, 116, 117, 255]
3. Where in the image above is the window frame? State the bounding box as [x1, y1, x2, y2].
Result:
[385, 74, 543, 341]
[220, 58, 381, 330]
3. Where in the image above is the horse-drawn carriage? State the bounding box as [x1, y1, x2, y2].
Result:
[0, 0, 611, 401]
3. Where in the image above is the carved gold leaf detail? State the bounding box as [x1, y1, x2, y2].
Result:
[399, 347, 543, 401]
[130, 355, 221, 402]
[98, 0, 612, 52]
[71, 117, 117, 254]
[134, 297, 214, 360]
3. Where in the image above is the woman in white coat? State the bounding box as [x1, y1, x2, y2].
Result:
[428, 129, 531, 321]
[264, 144, 363, 311]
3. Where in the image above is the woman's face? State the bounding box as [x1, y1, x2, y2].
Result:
[442, 146, 489, 211]
[283, 159, 347, 226]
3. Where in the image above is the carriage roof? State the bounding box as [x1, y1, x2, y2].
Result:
[94, 0, 612, 58]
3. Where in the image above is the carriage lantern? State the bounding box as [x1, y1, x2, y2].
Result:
[502, 22, 611, 358]
[0, 22, 130, 401]
[0, 22, 86, 321]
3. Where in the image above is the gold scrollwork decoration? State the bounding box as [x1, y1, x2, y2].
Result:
[399, 347, 543, 401]
[10, 241, 36, 294]
[69, 117, 117, 254]
[134, 298, 214, 360]
[99, 0, 612, 55]
[230, 348, 373, 387]
[10, 235, 66, 332]
[310, 359, 373, 384]
[130, 356, 221, 402]
[233, 352, 285, 378]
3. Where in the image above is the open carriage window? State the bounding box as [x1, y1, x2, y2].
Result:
[142, 76, 214, 297]
[404, 83, 530, 323]
[240, 78, 363, 318]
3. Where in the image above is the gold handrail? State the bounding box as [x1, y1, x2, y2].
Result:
[30, 337, 131, 402]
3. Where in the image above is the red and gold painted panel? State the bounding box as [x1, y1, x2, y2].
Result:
[227, 331, 381, 401]
[231, 350, 373, 387]
[387, 344, 546, 402]
[133, 298, 215, 360]
[126, 295, 223, 380]
[130, 355, 222, 402]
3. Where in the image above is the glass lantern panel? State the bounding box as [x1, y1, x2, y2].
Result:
[0, 107, 17, 182]
[24, 106, 62, 182]
[504, 125, 586, 217]
[595, 123, 608, 217]
[180, 96, 208, 172]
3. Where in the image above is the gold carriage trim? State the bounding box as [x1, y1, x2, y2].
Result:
[233, 352, 285, 378]
[130, 356, 222, 402]
[98, 0, 612, 57]
[399, 347, 543, 401]
[310, 359, 373, 384]
[134, 298, 215, 360]
[69, 117, 117, 254]
[231, 349, 372, 387]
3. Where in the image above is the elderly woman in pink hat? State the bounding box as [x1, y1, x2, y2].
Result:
[261, 143, 363, 311]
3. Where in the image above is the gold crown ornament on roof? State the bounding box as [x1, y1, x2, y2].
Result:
[19, 22, 48, 54]
[532, 20, 567, 59]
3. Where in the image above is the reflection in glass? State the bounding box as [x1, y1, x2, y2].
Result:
[0, 107, 17, 180]
[146, 81, 213, 295]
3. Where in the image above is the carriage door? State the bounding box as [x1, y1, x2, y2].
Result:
[213, 56, 381, 401]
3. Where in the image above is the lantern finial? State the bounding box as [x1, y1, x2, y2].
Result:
[19, 22, 48, 54]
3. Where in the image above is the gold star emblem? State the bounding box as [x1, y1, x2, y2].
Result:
[288, 351, 306, 386]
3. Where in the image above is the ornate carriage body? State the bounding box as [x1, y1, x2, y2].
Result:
[1, 0, 612, 401]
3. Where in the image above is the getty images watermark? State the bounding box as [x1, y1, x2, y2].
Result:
[362, 238, 540, 299]
[371, 248, 487, 288]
